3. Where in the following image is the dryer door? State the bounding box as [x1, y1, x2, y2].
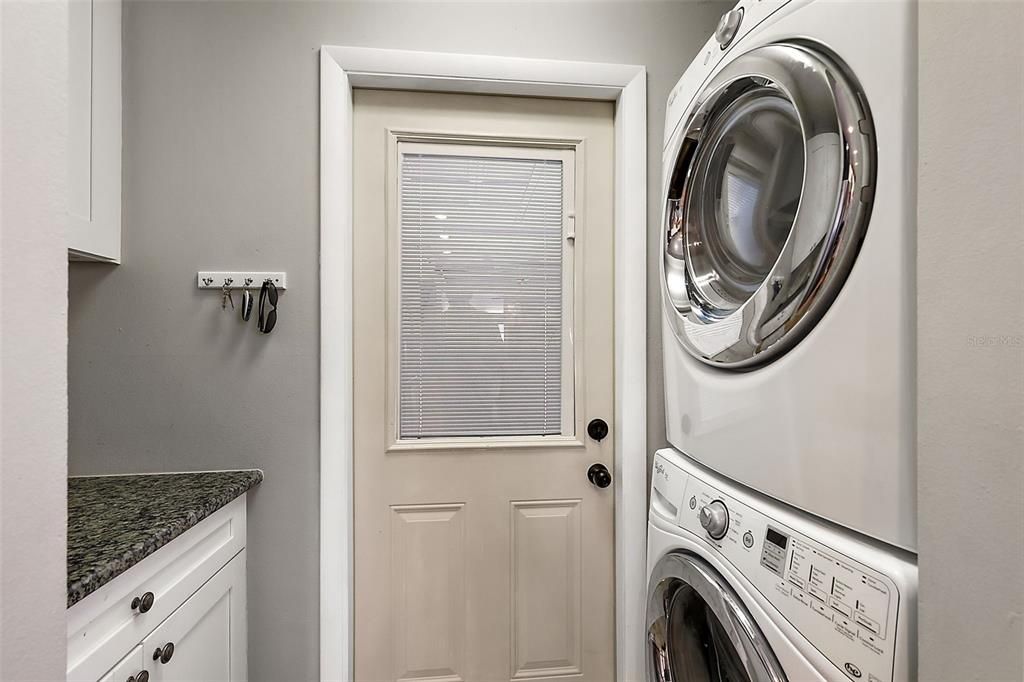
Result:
[662, 42, 875, 369]
[647, 552, 786, 682]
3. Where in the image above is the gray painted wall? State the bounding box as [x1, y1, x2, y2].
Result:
[1, 1, 69, 679]
[68, 2, 728, 679]
[918, 2, 1024, 679]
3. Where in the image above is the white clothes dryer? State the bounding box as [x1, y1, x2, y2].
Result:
[646, 449, 916, 682]
[659, 0, 917, 550]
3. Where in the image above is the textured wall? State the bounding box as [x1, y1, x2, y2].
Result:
[0, 1, 69, 679]
[918, 2, 1024, 679]
[68, 2, 728, 679]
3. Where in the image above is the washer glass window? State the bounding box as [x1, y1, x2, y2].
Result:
[647, 552, 785, 682]
[665, 582, 752, 680]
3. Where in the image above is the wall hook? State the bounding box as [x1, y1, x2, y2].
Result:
[196, 272, 287, 290]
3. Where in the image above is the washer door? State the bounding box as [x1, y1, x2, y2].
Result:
[662, 43, 875, 369]
[647, 552, 786, 682]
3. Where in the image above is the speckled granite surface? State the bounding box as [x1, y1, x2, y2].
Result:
[67, 470, 262, 608]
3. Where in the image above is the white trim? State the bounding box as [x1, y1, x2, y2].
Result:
[320, 46, 647, 682]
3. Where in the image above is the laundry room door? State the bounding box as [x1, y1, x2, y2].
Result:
[351, 89, 615, 682]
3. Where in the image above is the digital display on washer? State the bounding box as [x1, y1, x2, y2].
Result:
[765, 527, 789, 550]
[760, 527, 789, 577]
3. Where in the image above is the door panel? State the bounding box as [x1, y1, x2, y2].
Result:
[353, 89, 615, 682]
[510, 500, 582, 679]
[391, 504, 467, 682]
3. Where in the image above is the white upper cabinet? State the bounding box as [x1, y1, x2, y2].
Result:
[69, 0, 122, 263]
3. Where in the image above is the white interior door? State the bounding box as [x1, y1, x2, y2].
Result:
[352, 89, 616, 682]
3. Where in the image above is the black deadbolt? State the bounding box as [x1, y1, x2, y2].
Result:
[587, 418, 609, 442]
[587, 463, 613, 489]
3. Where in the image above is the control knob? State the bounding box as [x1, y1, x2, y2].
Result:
[699, 500, 730, 540]
[715, 7, 744, 49]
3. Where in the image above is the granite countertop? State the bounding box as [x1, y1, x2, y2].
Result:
[67, 470, 263, 608]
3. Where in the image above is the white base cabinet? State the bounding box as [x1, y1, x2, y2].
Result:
[68, 497, 249, 682]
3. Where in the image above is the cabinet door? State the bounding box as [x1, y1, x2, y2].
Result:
[144, 551, 247, 682]
[98, 645, 145, 682]
[68, 0, 122, 262]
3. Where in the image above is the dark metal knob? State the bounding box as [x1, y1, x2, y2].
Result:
[587, 463, 612, 489]
[587, 418, 609, 442]
[153, 642, 174, 664]
[127, 671, 150, 682]
[131, 591, 155, 613]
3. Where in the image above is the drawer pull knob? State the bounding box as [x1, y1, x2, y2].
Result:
[153, 642, 175, 664]
[131, 591, 155, 613]
[127, 671, 150, 682]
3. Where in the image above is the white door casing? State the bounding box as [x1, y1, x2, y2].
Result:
[320, 47, 647, 682]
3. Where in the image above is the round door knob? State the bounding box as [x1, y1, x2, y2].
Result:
[153, 642, 174, 664]
[587, 463, 612, 489]
[587, 418, 609, 442]
[699, 500, 730, 540]
[715, 7, 744, 48]
[127, 671, 150, 682]
[131, 591, 155, 613]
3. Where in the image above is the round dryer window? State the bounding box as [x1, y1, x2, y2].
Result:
[646, 552, 786, 682]
[662, 43, 875, 369]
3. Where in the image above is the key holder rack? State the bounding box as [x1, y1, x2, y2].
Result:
[197, 271, 287, 290]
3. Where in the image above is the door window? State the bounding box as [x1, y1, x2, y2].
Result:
[396, 144, 575, 440]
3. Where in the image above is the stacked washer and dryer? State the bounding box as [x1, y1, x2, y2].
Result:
[648, 0, 918, 680]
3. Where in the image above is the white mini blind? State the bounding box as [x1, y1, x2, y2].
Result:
[399, 151, 566, 439]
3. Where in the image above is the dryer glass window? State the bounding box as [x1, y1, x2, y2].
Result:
[666, 584, 752, 681]
[660, 43, 876, 368]
[685, 89, 804, 316]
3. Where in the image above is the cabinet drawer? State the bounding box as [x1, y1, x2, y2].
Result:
[98, 645, 145, 682]
[145, 551, 247, 682]
[68, 497, 246, 682]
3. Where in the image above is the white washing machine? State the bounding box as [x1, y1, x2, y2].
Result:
[646, 449, 916, 682]
[659, 0, 917, 551]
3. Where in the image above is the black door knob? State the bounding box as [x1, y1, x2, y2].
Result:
[587, 418, 609, 442]
[153, 642, 174, 664]
[131, 591, 155, 613]
[587, 463, 612, 489]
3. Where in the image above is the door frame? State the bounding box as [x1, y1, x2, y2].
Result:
[319, 46, 647, 682]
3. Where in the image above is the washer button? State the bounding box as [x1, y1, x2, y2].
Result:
[742, 531, 754, 548]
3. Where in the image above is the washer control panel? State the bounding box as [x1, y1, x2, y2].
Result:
[653, 454, 901, 682]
